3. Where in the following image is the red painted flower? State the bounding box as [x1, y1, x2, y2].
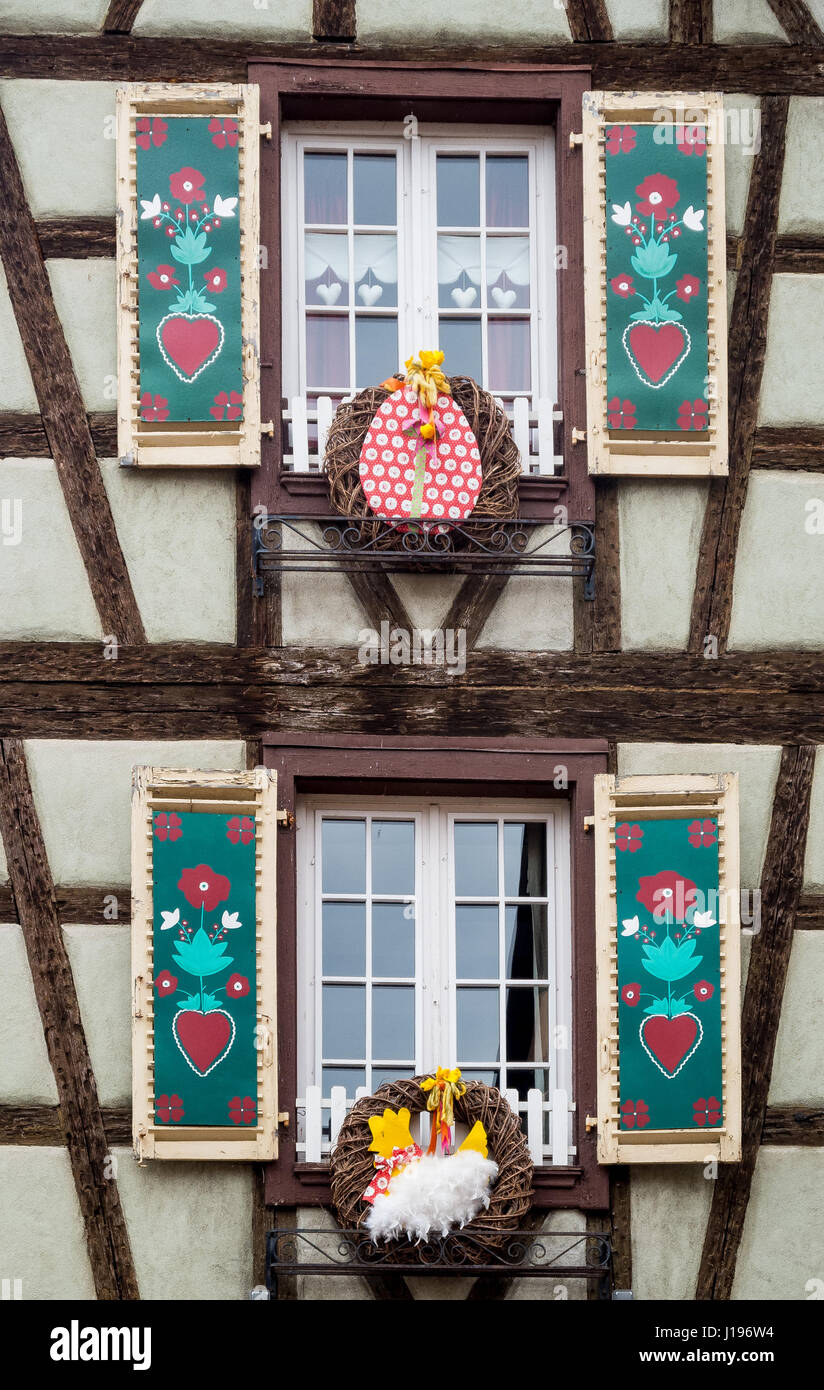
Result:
[226, 973, 250, 999]
[616, 822, 643, 854]
[210, 389, 243, 421]
[203, 267, 228, 294]
[620, 1099, 650, 1130]
[156, 1094, 184, 1123]
[177, 864, 231, 911]
[147, 263, 180, 292]
[693, 1096, 722, 1127]
[605, 124, 636, 156]
[229, 1095, 256, 1126]
[227, 814, 255, 844]
[676, 274, 701, 302]
[607, 397, 637, 429]
[635, 173, 680, 217]
[140, 392, 169, 422]
[209, 117, 239, 149]
[688, 818, 717, 848]
[677, 124, 707, 156]
[610, 274, 635, 298]
[636, 870, 698, 922]
[169, 166, 206, 202]
[621, 982, 642, 1007]
[135, 116, 168, 150]
[154, 969, 178, 997]
[693, 979, 715, 1002]
[677, 399, 709, 431]
[153, 811, 182, 841]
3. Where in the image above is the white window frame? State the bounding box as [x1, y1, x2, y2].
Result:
[296, 794, 573, 1166]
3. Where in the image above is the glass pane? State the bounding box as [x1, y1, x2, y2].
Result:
[323, 984, 365, 1058]
[456, 904, 499, 979]
[372, 902, 415, 978]
[373, 986, 415, 1058]
[507, 1067, 549, 1101]
[486, 155, 529, 228]
[460, 1069, 500, 1088]
[488, 319, 531, 392]
[437, 155, 480, 227]
[321, 818, 365, 894]
[505, 986, 549, 1063]
[321, 1066, 366, 1097]
[454, 821, 498, 897]
[372, 1067, 415, 1089]
[457, 988, 500, 1060]
[371, 820, 415, 896]
[355, 316, 398, 387]
[305, 233, 349, 307]
[322, 901, 366, 977]
[354, 154, 396, 226]
[504, 822, 547, 897]
[306, 314, 349, 391]
[354, 234, 397, 308]
[486, 236, 530, 309]
[505, 905, 549, 980]
[305, 152, 347, 225]
[438, 235, 481, 310]
[438, 317, 482, 383]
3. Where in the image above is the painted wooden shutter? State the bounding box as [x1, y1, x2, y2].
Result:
[594, 773, 741, 1163]
[116, 84, 261, 468]
[582, 91, 728, 475]
[131, 767, 277, 1160]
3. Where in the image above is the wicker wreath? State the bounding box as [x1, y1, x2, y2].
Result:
[330, 1076, 534, 1265]
[323, 374, 521, 546]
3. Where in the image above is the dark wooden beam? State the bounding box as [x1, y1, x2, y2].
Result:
[762, 1106, 824, 1144]
[609, 1166, 633, 1292]
[591, 479, 622, 653]
[729, 232, 824, 274]
[795, 893, 824, 928]
[0, 1104, 132, 1146]
[35, 216, 115, 258]
[0, 410, 117, 457]
[442, 574, 510, 651]
[312, 0, 356, 41]
[0, 740, 139, 1300]
[669, 0, 713, 43]
[0, 105, 145, 642]
[565, 0, 613, 42]
[752, 426, 824, 469]
[103, 0, 145, 33]
[689, 96, 789, 655]
[765, 0, 824, 44]
[0, 883, 131, 923]
[696, 744, 815, 1300]
[344, 571, 415, 636]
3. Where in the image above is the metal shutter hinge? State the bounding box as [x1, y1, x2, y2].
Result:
[569, 132, 583, 149]
[276, 809, 295, 829]
[277, 1111, 290, 1128]
[259, 122, 272, 141]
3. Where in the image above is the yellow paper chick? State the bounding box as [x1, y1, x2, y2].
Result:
[457, 1121, 489, 1158]
[367, 1106, 415, 1159]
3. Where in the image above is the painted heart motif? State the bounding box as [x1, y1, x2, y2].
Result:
[640, 1012, 703, 1078]
[451, 286, 478, 309]
[173, 1008, 235, 1077]
[622, 321, 691, 389]
[317, 281, 342, 306]
[157, 313, 224, 383]
[358, 283, 383, 307]
[491, 286, 516, 309]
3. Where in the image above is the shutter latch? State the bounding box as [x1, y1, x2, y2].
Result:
[569, 132, 583, 149]
[276, 809, 295, 830]
[259, 122, 272, 141]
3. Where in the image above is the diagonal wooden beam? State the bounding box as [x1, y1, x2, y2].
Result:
[442, 574, 510, 651]
[0, 104, 145, 643]
[345, 571, 415, 636]
[669, 0, 713, 42]
[565, 0, 614, 41]
[0, 739, 139, 1300]
[688, 95, 789, 655]
[695, 744, 815, 1300]
[312, 0, 356, 40]
[103, 0, 145, 33]
[765, 0, 824, 44]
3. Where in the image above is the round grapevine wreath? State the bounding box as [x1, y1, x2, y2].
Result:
[330, 1076, 534, 1265]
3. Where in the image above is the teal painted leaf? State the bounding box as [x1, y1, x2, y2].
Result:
[172, 926, 233, 979]
[630, 241, 678, 280]
[178, 991, 200, 1010]
[670, 999, 694, 1017]
[642, 936, 703, 983]
[643, 998, 670, 1016]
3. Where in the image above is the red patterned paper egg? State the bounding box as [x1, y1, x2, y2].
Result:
[358, 385, 483, 523]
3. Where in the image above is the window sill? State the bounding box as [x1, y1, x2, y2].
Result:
[286, 1161, 600, 1209]
[276, 468, 570, 518]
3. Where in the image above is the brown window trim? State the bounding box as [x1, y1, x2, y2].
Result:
[250, 59, 595, 524]
[263, 731, 609, 1210]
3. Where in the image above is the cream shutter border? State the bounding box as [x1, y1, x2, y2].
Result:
[116, 84, 261, 468]
[131, 767, 278, 1161]
[582, 91, 728, 476]
[594, 773, 741, 1164]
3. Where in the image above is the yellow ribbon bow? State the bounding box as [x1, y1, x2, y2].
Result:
[404, 349, 451, 410]
[421, 1065, 466, 1155]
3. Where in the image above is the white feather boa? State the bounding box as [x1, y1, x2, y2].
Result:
[365, 1149, 498, 1243]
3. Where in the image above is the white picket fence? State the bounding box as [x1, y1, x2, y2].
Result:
[296, 1084, 574, 1167]
[282, 395, 564, 476]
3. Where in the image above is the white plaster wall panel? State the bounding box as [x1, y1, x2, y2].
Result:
[630, 1166, 713, 1300]
[477, 577, 574, 650]
[357, 0, 572, 43]
[803, 747, 824, 888]
[768, 934, 824, 1104]
[0, 925, 58, 1104]
[714, 0, 788, 42]
[282, 573, 373, 647]
[729, 473, 824, 649]
[0, 2, 108, 33]
[617, 743, 781, 888]
[0, 459, 103, 641]
[115, 1150, 253, 1300]
[0, 1147, 96, 1299]
[25, 740, 246, 886]
[732, 1148, 824, 1299]
[0, 80, 116, 217]
[134, 0, 312, 37]
[0, 835, 7, 881]
[759, 276, 824, 424]
[618, 481, 706, 650]
[503, 1209, 588, 1300]
[723, 98, 760, 237]
[100, 459, 236, 643]
[295, 1207, 384, 1299]
[63, 925, 131, 1108]
[390, 574, 463, 633]
[606, 0, 667, 38]
[0, 261, 37, 411]
[47, 260, 117, 414]
[779, 99, 824, 234]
